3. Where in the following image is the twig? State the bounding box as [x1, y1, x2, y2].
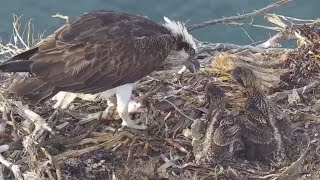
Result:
[250, 134, 311, 179]
[0, 154, 23, 180]
[165, 138, 189, 154]
[187, 0, 293, 31]
[147, 76, 205, 95]
[240, 27, 256, 45]
[257, 31, 291, 48]
[36, 120, 101, 148]
[12, 15, 29, 49]
[38, 109, 59, 143]
[0, 165, 4, 180]
[125, 137, 138, 175]
[251, 24, 283, 31]
[197, 41, 291, 53]
[162, 98, 197, 122]
[140, 82, 163, 102]
[0, 104, 8, 133]
[54, 131, 134, 163]
[268, 81, 320, 101]
[280, 134, 311, 176]
[51, 13, 70, 23]
[1, 117, 101, 152]
[41, 147, 62, 180]
[274, 14, 316, 24]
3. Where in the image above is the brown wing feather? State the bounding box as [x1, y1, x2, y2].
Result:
[7, 10, 174, 103]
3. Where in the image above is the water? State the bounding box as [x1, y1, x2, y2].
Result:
[0, 0, 319, 45]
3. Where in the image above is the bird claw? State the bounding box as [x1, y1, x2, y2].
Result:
[104, 105, 117, 117]
[100, 110, 116, 121]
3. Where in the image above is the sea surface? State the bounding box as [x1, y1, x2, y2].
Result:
[0, 0, 319, 46]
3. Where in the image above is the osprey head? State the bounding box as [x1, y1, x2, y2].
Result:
[163, 17, 198, 62]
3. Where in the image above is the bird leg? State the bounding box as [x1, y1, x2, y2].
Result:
[116, 84, 147, 130]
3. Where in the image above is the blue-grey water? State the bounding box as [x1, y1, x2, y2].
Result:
[0, 0, 319, 46]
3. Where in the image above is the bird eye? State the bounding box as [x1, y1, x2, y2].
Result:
[189, 49, 195, 55]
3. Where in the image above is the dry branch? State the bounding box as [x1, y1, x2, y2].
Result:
[0, 154, 23, 180]
[258, 31, 290, 48]
[187, 0, 293, 31]
[162, 98, 197, 122]
[268, 81, 320, 102]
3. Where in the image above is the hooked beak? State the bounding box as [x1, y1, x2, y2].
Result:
[177, 53, 200, 75]
[184, 55, 200, 73]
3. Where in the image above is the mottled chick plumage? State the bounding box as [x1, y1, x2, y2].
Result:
[191, 82, 242, 164]
[231, 66, 292, 163]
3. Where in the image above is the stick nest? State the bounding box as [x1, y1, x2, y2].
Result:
[1, 13, 320, 180]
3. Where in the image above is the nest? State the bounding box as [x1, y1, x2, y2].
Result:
[284, 28, 320, 88]
[1, 12, 320, 180]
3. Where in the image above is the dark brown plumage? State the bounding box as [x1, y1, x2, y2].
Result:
[0, 10, 198, 130]
[0, 10, 197, 105]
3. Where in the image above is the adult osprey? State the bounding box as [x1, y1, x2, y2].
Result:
[0, 10, 198, 129]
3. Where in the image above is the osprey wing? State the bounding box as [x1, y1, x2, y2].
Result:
[6, 11, 175, 103]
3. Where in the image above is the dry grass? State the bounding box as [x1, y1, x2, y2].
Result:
[0, 14, 44, 59]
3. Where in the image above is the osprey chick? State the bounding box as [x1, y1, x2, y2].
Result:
[0, 10, 198, 129]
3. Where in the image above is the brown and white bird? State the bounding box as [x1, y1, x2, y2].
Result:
[0, 10, 198, 130]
